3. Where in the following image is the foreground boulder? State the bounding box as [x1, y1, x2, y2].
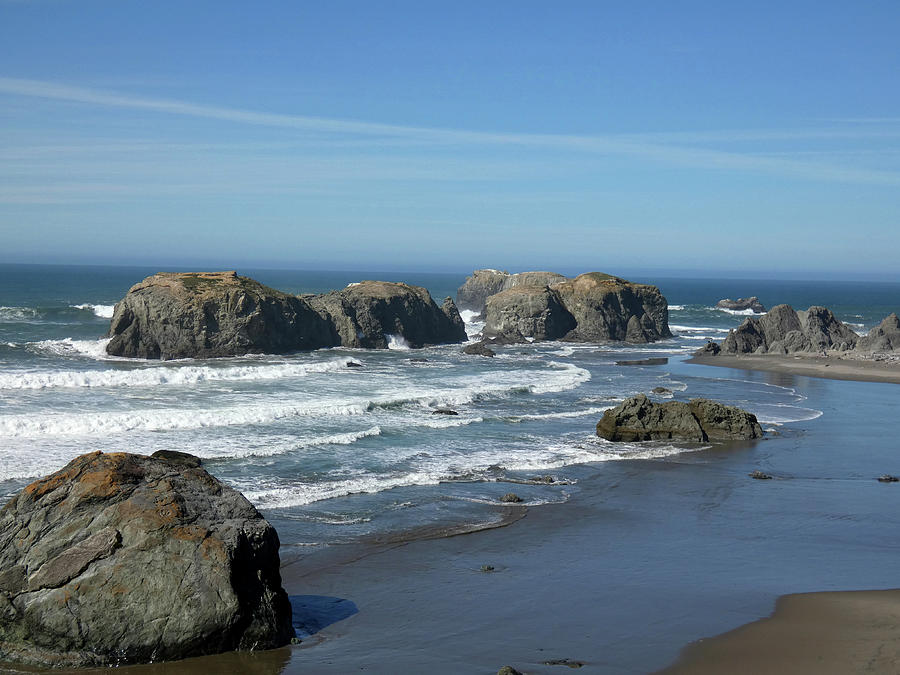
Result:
[720, 304, 858, 355]
[107, 272, 336, 359]
[716, 297, 766, 313]
[596, 394, 763, 442]
[0, 451, 294, 667]
[484, 272, 670, 344]
[107, 273, 466, 359]
[307, 281, 466, 349]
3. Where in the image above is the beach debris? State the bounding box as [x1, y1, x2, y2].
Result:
[499, 492, 524, 503]
[346, 361, 364, 368]
[615, 357, 668, 366]
[597, 394, 764, 442]
[480, 564, 495, 573]
[542, 657, 586, 668]
[749, 470, 773, 480]
[432, 408, 459, 416]
[497, 666, 523, 675]
[877, 474, 899, 483]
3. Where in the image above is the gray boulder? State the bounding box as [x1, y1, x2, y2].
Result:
[107, 272, 336, 359]
[483, 286, 576, 342]
[596, 394, 763, 442]
[308, 281, 466, 349]
[721, 304, 858, 355]
[716, 297, 766, 313]
[856, 313, 900, 353]
[0, 451, 294, 667]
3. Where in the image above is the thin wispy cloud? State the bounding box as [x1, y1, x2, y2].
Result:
[2, 76, 900, 186]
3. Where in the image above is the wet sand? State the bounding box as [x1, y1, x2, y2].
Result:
[688, 352, 900, 384]
[660, 589, 900, 674]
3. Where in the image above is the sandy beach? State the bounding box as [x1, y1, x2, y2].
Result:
[661, 589, 900, 674]
[688, 352, 900, 385]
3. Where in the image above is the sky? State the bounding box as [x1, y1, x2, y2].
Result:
[1, 1, 899, 279]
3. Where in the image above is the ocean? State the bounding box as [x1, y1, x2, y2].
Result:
[1, 263, 898, 550]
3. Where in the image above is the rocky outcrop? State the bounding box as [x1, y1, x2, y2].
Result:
[716, 297, 766, 313]
[483, 272, 670, 344]
[307, 281, 466, 349]
[596, 394, 763, 442]
[0, 451, 294, 668]
[455, 270, 568, 315]
[855, 313, 900, 353]
[107, 273, 466, 359]
[483, 286, 576, 342]
[107, 272, 336, 359]
[720, 304, 858, 355]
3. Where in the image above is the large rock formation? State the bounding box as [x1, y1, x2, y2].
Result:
[106, 272, 336, 359]
[482, 272, 670, 344]
[0, 451, 294, 667]
[721, 304, 858, 355]
[455, 269, 568, 316]
[596, 394, 763, 442]
[716, 297, 766, 313]
[855, 313, 900, 353]
[306, 281, 466, 349]
[107, 273, 466, 359]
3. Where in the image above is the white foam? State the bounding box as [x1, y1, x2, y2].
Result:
[712, 307, 761, 316]
[506, 406, 612, 422]
[0, 306, 38, 321]
[753, 405, 824, 425]
[386, 334, 411, 350]
[71, 303, 115, 319]
[210, 426, 383, 459]
[459, 309, 481, 323]
[416, 415, 484, 429]
[668, 304, 685, 311]
[0, 357, 354, 390]
[0, 362, 591, 438]
[671, 325, 732, 334]
[29, 337, 113, 360]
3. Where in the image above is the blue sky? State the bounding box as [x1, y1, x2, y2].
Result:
[1, 1, 899, 279]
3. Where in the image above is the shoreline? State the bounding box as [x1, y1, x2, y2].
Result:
[659, 588, 900, 674]
[688, 352, 900, 384]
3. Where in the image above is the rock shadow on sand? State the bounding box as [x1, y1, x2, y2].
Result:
[290, 595, 359, 639]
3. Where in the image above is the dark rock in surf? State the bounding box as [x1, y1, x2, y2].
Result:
[463, 341, 496, 357]
[716, 297, 766, 313]
[432, 409, 459, 416]
[749, 470, 773, 480]
[877, 474, 899, 483]
[499, 493, 523, 503]
[106, 272, 336, 360]
[616, 358, 668, 366]
[0, 451, 294, 667]
[651, 387, 672, 395]
[307, 281, 466, 349]
[346, 361, 364, 368]
[596, 394, 763, 442]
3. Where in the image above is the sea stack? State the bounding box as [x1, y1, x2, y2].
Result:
[106, 272, 466, 359]
[468, 271, 670, 344]
[0, 451, 294, 667]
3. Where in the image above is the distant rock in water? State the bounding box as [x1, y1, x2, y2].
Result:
[0, 451, 294, 667]
[855, 313, 900, 353]
[477, 272, 670, 344]
[718, 304, 858, 355]
[106, 273, 466, 359]
[455, 269, 567, 316]
[596, 394, 764, 442]
[716, 297, 766, 313]
[106, 272, 336, 359]
[307, 281, 466, 349]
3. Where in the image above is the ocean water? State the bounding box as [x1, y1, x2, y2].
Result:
[1, 263, 898, 551]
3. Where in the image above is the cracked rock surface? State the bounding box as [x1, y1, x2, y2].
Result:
[0, 451, 294, 667]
